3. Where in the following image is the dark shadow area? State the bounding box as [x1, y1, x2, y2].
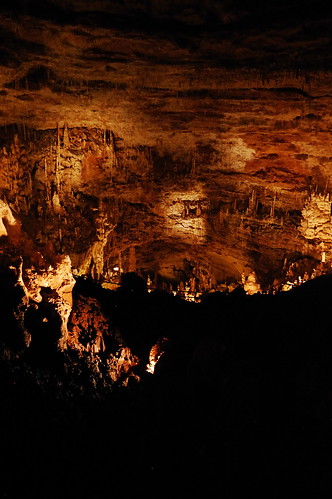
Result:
[1, 274, 332, 497]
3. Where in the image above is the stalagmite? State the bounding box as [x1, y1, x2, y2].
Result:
[128, 246, 137, 273]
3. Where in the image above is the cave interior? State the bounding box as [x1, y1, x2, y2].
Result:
[0, 1, 332, 498]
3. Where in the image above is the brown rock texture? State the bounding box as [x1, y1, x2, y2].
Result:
[0, 0, 331, 292]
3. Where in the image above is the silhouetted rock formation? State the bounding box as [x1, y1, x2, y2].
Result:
[0, 271, 332, 497]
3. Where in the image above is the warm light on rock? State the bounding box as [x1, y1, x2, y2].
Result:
[300, 194, 332, 261]
[146, 338, 168, 374]
[24, 255, 75, 348]
[242, 271, 261, 295]
[0, 3, 331, 496]
[0, 200, 17, 237]
[0, 1, 330, 301]
[160, 186, 207, 243]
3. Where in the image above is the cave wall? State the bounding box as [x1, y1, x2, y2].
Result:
[0, 117, 329, 291]
[0, 0, 331, 291]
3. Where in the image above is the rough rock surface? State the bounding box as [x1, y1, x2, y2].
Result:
[0, 4, 331, 498]
[0, 0, 331, 292]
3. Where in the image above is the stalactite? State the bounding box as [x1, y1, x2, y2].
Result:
[110, 130, 119, 169]
[118, 251, 123, 273]
[63, 123, 70, 148]
[44, 157, 49, 202]
[248, 188, 257, 215]
[270, 192, 277, 217]
[55, 123, 61, 195]
[191, 155, 196, 175]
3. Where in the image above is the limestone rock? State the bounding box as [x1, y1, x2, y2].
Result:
[0, 0, 330, 291]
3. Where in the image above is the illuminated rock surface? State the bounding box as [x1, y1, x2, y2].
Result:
[0, 2, 331, 498]
[0, 0, 331, 291]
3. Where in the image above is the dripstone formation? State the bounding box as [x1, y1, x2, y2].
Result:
[0, 0, 331, 294]
[0, 3, 332, 498]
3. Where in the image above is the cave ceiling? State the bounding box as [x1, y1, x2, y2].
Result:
[0, 0, 331, 290]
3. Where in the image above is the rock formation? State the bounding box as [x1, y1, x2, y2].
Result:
[0, 0, 330, 296]
[0, 4, 331, 498]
